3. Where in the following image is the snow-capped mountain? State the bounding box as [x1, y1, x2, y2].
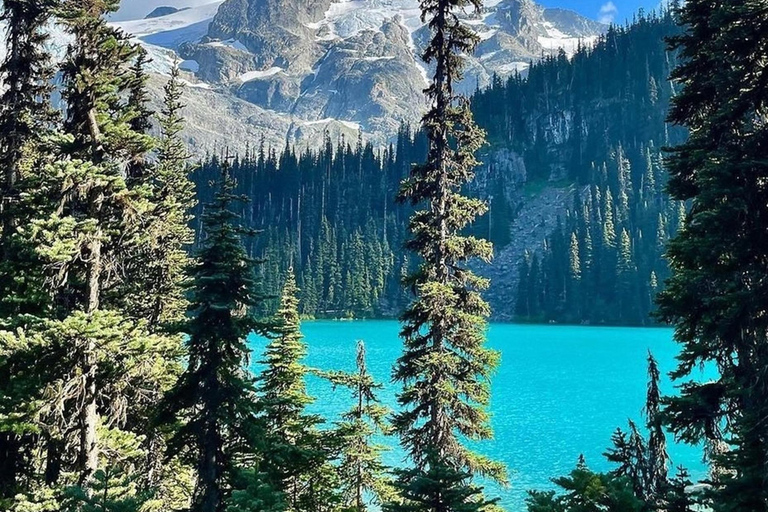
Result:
[0, 0, 604, 154]
[106, 0, 603, 150]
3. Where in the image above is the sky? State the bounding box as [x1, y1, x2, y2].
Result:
[113, 0, 663, 23]
[538, 0, 664, 23]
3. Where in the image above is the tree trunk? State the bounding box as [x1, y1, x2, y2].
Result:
[79, 227, 102, 485]
[196, 416, 221, 512]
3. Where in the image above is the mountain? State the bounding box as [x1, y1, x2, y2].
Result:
[0, 0, 602, 154]
[105, 0, 604, 152]
[189, 10, 685, 325]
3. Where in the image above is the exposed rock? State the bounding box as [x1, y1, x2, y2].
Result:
[480, 182, 587, 320]
[207, 0, 329, 71]
[144, 73, 361, 159]
[145, 6, 188, 19]
[173, 0, 604, 142]
[291, 18, 427, 135]
[179, 39, 261, 82]
[3, 0, 605, 155]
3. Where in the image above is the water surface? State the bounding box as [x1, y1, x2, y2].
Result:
[249, 321, 707, 510]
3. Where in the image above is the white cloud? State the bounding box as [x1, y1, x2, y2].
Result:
[598, 1, 619, 24]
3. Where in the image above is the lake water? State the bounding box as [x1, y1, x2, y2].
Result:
[248, 320, 707, 511]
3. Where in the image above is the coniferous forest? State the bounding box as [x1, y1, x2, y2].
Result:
[1, 0, 768, 512]
[193, 8, 687, 325]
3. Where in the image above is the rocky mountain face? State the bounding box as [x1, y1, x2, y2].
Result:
[106, 0, 603, 152]
[0, 0, 603, 154]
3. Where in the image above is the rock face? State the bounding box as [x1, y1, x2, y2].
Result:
[124, 0, 606, 148]
[145, 6, 186, 18]
[207, 0, 331, 71]
[0, 0, 604, 154]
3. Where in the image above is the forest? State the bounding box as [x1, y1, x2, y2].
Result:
[194, 9, 687, 325]
[1, 0, 768, 512]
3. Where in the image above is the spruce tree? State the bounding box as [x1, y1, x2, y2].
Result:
[256, 268, 333, 512]
[0, 0, 57, 222]
[0, 0, 182, 502]
[324, 341, 393, 511]
[160, 164, 264, 512]
[526, 457, 644, 512]
[643, 353, 668, 507]
[657, 1, 768, 510]
[120, 63, 196, 328]
[664, 466, 694, 512]
[0, 0, 58, 499]
[49, 0, 156, 486]
[388, 0, 505, 504]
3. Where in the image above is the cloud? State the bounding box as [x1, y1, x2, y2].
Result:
[598, 1, 619, 24]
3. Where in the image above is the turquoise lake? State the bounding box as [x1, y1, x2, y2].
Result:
[248, 320, 707, 511]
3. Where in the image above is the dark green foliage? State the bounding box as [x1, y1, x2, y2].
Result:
[526, 458, 644, 512]
[323, 341, 394, 510]
[473, 10, 684, 183]
[656, 0, 768, 510]
[0, 0, 57, 205]
[61, 468, 151, 512]
[193, 129, 426, 320]
[385, 452, 498, 512]
[0, 1, 189, 508]
[664, 467, 695, 512]
[515, 144, 686, 325]
[486, 8, 688, 325]
[119, 63, 196, 329]
[0, 0, 58, 499]
[160, 165, 264, 512]
[603, 354, 671, 509]
[533, 353, 682, 512]
[193, 10, 686, 326]
[255, 268, 336, 512]
[643, 353, 668, 507]
[387, 0, 505, 506]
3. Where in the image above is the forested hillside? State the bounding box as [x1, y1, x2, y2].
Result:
[195, 8, 685, 325]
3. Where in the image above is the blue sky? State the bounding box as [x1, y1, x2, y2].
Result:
[539, 0, 663, 24]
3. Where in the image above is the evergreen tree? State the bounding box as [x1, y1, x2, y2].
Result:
[0, 0, 57, 227]
[643, 353, 668, 507]
[388, 0, 505, 504]
[120, 62, 196, 328]
[526, 457, 644, 512]
[324, 341, 394, 511]
[0, 0, 58, 499]
[0, 2, 183, 506]
[664, 466, 694, 512]
[159, 166, 264, 512]
[257, 268, 334, 512]
[657, 1, 768, 510]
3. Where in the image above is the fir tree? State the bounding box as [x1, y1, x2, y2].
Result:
[664, 466, 695, 512]
[526, 458, 644, 512]
[120, 62, 196, 329]
[643, 353, 668, 507]
[388, 0, 505, 503]
[323, 341, 394, 511]
[0, 0, 57, 219]
[160, 165, 264, 512]
[0, 0, 180, 501]
[0, 0, 58, 499]
[257, 268, 332, 512]
[657, 0, 768, 510]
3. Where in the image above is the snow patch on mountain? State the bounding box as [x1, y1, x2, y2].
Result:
[538, 21, 597, 54]
[111, 1, 224, 49]
[238, 67, 285, 82]
[204, 38, 249, 51]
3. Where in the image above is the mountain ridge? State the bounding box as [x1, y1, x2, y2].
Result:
[104, 0, 605, 152]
